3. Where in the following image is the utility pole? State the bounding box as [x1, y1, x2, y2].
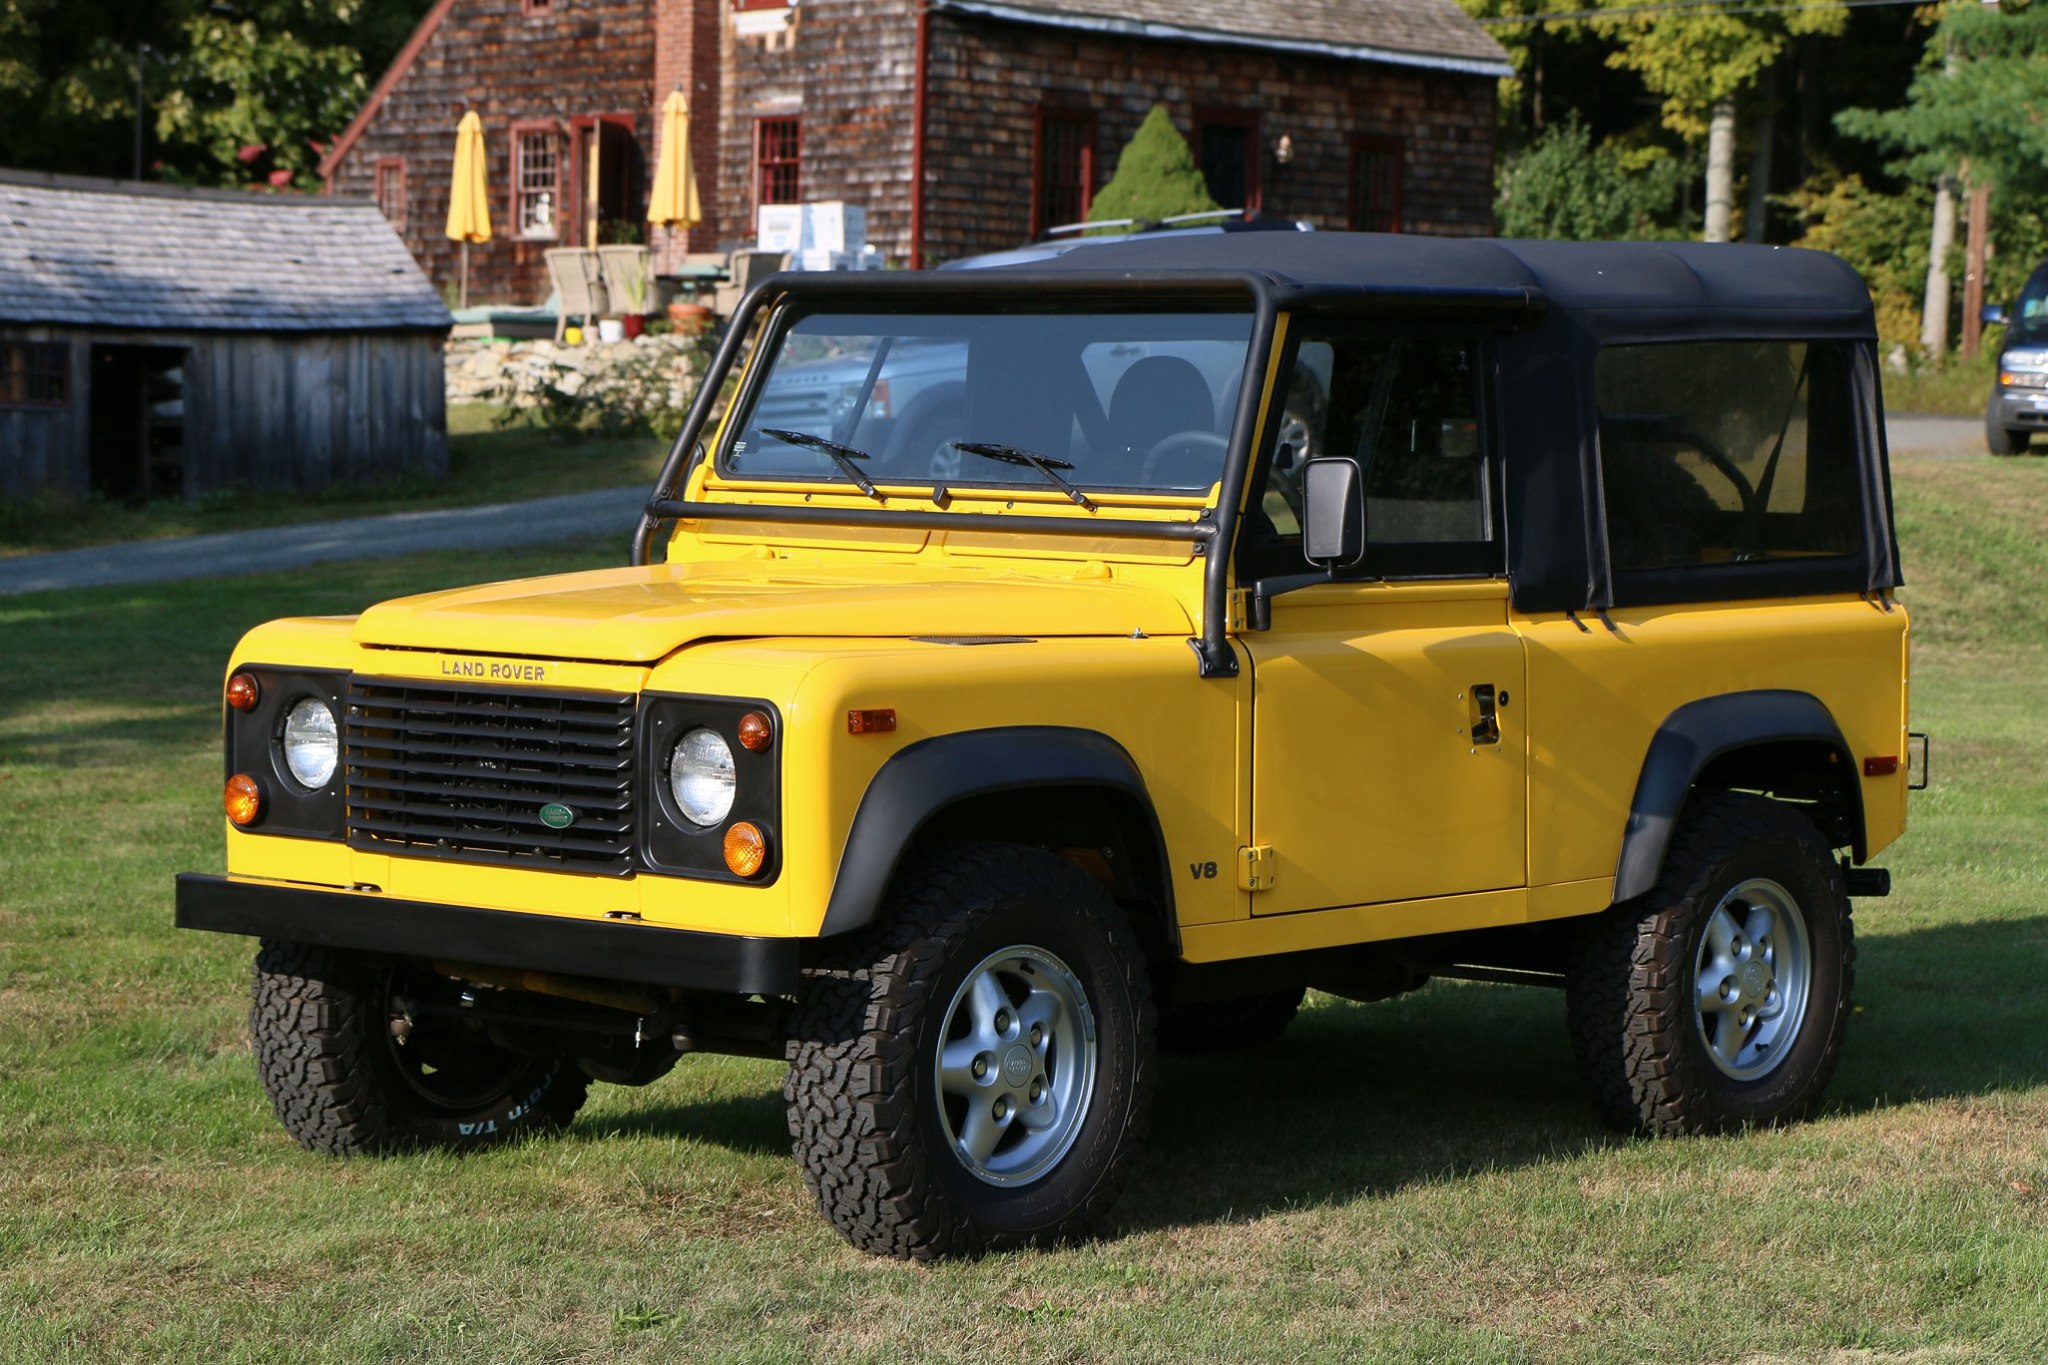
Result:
[1962, 179, 1991, 359]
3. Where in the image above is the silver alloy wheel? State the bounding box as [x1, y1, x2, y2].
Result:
[1692, 877, 1813, 1081]
[934, 945, 1099, 1187]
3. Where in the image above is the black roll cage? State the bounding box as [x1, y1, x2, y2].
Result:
[630, 269, 1547, 679]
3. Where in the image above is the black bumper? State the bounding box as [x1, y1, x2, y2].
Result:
[175, 873, 802, 996]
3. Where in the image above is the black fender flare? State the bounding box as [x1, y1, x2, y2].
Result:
[1613, 690, 1858, 903]
[818, 726, 1173, 940]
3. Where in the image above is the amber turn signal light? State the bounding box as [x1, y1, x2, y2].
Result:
[737, 710, 774, 752]
[224, 773, 263, 827]
[847, 708, 897, 735]
[226, 673, 260, 712]
[723, 821, 768, 877]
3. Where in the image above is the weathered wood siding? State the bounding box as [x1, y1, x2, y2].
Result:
[329, 0, 660, 306]
[0, 326, 447, 502]
[0, 328, 89, 499]
[921, 16, 1497, 266]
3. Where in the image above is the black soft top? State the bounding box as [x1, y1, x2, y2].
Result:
[1004, 231, 1876, 339]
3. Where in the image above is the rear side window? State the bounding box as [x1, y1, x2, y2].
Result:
[1595, 341, 1861, 576]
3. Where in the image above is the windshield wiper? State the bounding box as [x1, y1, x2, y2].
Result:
[761, 428, 883, 501]
[951, 441, 1096, 511]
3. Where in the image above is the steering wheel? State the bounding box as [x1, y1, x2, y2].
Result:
[1139, 429, 1230, 488]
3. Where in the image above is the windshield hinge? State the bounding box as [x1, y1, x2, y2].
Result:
[1237, 844, 1277, 892]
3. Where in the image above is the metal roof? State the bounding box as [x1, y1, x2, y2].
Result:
[930, 0, 1512, 75]
[0, 169, 451, 334]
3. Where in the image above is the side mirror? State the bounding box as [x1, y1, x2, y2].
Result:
[1301, 457, 1366, 568]
[1983, 303, 2010, 327]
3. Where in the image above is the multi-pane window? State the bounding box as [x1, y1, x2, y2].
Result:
[374, 156, 407, 234]
[755, 117, 801, 210]
[1034, 110, 1095, 236]
[1350, 136, 1403, 233]
[0, 341, 69, 408]
[513, 127, 561, 239]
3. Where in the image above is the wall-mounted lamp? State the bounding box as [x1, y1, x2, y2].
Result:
[1275, 134, 1294, 166]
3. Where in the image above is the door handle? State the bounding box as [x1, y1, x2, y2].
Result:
[1469, 684, 1500, 745]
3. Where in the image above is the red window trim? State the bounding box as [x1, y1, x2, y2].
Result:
[1349, 134, 1405, 234]
[1031, 106, 1096, 239]
[522, 0, 553, 17]
[732, 0, 792, 11]
[1193, 108, 1261, 214]
[508, 119, 566, 241]
[0, 340, 71, 410]
[374, 155, 408, 235]
[754, 115, 801, 214]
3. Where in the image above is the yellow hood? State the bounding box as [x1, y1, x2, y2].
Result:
[351, 563, 1192, 663]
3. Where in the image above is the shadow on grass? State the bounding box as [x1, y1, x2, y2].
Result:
[542, 915, 2048, 1237]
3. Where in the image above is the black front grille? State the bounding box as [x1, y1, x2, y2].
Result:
[345, 678, 637, 875]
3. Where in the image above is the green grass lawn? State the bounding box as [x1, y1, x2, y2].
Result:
[0, 405, 669, 558]
[3, 457, 2046, 1362]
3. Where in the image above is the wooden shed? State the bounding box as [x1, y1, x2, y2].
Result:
[0, 169, 452, 504]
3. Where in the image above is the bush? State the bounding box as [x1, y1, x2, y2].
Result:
[1496, 118, 1689, 241]
[1088, 105, 1221, 229]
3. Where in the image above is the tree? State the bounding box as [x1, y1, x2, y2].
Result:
[0, 0, 432, 186]
[1087, 105, 1221, 228]
[1496, 116, 1689, 239]
[1597, 0, 1847, 241]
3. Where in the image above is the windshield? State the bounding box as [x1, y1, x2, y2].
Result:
[720, 310, 1255, 494]
[2012, 266, 2048, 344]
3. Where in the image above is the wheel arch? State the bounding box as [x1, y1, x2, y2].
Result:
[818, 726, 1177, 954]
[1614, 690, 1863, 903]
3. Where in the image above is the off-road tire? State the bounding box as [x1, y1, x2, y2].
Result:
[1566, 792, 1854, 1137]
[1158, 987, 1307, 1054]
[251, 939, 589, 1155]
[784, 843, 1156, 1259]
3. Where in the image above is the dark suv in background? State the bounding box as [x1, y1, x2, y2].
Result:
[1983, 261, 2048, 454]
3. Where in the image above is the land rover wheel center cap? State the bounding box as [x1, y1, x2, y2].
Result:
[1001, 1045, 1032, 1085]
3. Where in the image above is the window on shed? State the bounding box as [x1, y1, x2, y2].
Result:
[1350, 136, 1403, 233]
[755, 116, 801, 211]
[1033, 109, 1095, 236]
[0, 341, 69, 408]
[1196, 112, 1259, 213]
[513, 126, 562, 239]
[374, 156, 407, 234]
[1595, 341, 1862, 574]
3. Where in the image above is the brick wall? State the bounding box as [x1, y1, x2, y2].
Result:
[920, 15, 1497, 265]
[330, 0, 659, 305]
[652, 0, 724, 261]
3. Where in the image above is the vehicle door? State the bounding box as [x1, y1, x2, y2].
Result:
[1237, 323, 1527, 914]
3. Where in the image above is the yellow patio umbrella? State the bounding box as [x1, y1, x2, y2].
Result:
[646, 90, 703, 233]
[445, 111, 492, 310]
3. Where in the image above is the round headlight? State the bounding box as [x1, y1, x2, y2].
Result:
[669, 727, 736, 826]
[281, 698, 339, 789]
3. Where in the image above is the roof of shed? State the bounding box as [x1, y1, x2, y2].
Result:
[930, 0, 1512, 76]
[0, 170, 451, 333]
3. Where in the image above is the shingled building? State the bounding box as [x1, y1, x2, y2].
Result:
[0, 170, 450, 503]
[321, 0, 1509, 302]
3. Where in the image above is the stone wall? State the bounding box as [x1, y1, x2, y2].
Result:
[445, 333, 703, 409]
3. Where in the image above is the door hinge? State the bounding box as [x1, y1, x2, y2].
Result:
[1238, 844, 1276, 892]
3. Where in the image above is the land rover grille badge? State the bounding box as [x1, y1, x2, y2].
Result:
[538, 802, 575, 830]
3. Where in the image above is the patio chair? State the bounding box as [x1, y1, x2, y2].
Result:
[597, 245, 656, 320]
[544, 248, 609, 342]
[712, 250, 791, 318]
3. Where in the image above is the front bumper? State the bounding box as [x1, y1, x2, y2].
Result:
[175, 873, 802, 996]
[1989, 385, 2048, 431]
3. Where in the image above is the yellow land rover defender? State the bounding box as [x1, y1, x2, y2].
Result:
[178, 234, 1922, 1259]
